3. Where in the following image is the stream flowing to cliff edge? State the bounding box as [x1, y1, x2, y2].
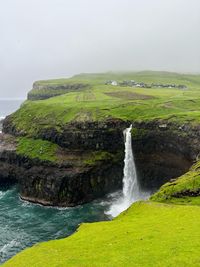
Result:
[106, 125, 149, 217]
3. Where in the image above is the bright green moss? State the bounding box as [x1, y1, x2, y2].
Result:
[151, 161, 200, 204]
[84, 151, 114, 166]
[16, 137, 59, 163]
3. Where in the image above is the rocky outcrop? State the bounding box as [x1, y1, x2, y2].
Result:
[1, 118, 127, 206]
[28, 83, 90, 100]
[0, 133, 123, 206]
[1, 117, 200, 207]
[38, 119, 128, 151]
[0, 117, 4, 133]
[20, 162, 123, 207]
[131, 120, 199, 191]
[3, 117, 128, 151]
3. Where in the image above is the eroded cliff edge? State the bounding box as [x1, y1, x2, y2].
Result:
[0, 119, 126, 206]
[0, 116, 199, 206]
[2, 71, 200, 207]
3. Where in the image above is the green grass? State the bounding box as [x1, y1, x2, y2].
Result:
[151, 161, 200, 204]
[3, 201, 200, 267]
[28, 82, 90, 100]
[16, 138, 119, 166]
[7, 71, 200, 137]
[16, 137, 59, 163]
[83, 151, 115, 166]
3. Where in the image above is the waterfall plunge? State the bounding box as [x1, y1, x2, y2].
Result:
[106, 125, 144, 217]
[122, 125, 140, 205]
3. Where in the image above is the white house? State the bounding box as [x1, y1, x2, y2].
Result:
[111, 81, 118, 86]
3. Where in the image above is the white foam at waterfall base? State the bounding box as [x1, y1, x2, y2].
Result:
[106, 125, 149, 217]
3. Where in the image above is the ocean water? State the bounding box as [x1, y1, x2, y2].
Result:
[0, 99, 24, 117]
[0, 100, 111, 264]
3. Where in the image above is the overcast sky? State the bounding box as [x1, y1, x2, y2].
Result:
[0, 0, 200, 98]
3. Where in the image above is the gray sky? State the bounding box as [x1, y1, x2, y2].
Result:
[0, 0, 200, 98]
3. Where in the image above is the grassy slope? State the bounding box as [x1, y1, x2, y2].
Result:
[9, 71, 200, 136]
[16, 137, 117, 166]
[3, 201, 200, 267]
[16, 137, 59, 163]
[151, 161, 200, 205]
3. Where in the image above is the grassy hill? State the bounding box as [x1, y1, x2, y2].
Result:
[8, 71, 200, 137]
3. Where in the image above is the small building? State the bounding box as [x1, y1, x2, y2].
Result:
[111, 81, 118, 86]
[105, 80, 118, 86]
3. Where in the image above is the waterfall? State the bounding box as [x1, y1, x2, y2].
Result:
[122, 125, 140, 205]
[106, 124, 144, 217]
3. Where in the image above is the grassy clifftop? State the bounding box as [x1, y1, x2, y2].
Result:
[3, 201, 200, 267]
[7, 71, 200, 136]
[151, 161, 200, 205]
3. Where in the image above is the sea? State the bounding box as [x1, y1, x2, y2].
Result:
[0, 99, 111, 264]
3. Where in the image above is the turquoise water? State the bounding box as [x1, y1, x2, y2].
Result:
[0, 187, 110, 263]
[0, 100, 111, 264]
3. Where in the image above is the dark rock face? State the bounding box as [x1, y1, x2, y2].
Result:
[0, 134, 18, 186]
[131, 121, 199, 191]
[28, 83, 90, 100]
[0, 118, 3, 133]
[38, 119, 128, 152]
[2, 116, 19, 136]
[1, 119, 200, 207]
[3, 118, 128, 152]
[172, 189, 200, 198]
[0, 132, 124, 207]
[19, 161, 123, 207]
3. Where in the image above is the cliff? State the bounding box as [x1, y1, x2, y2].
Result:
[0, 121, 124, 206]
[2, 71, 200, 206]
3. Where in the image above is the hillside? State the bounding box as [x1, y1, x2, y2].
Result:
[6, 71, 200, 137]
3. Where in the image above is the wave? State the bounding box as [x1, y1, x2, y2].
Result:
[20, 197, 70, 210]
[0, 191, 7, 200]
[0, 188, 16, 200]
[0, 240, 19, 255]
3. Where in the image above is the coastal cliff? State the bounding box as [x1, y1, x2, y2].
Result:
[1, 117, 200, 206]
[0, 121, 124, 206]
[1, 71, 200, 206]
[2, 71, 200, 266]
